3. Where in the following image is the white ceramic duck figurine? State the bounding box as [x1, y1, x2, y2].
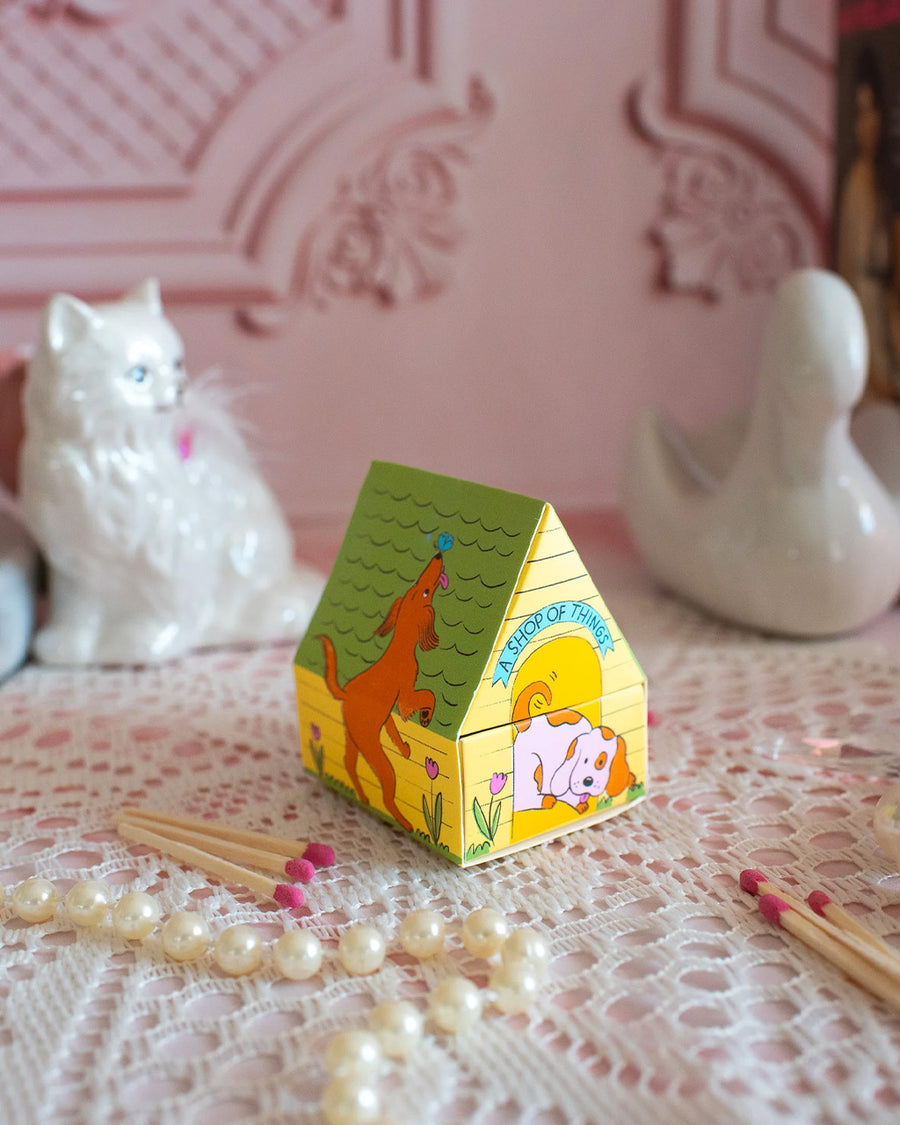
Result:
[622, 268, 900, 636]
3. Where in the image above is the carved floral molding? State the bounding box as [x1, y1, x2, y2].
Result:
[635, 0, 835, 299]
[240, 77, 493, 330]
[0, 0, 488, 328]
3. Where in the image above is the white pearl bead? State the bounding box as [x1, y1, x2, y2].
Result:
[274, 929, 323, 979]
[501, 926, 551, 975]
[11, 877, 59, 923]
[112, 892, 160, 940]
[368, 999, 424, 1059]
[213, 924, 263, 976]
[338, 924, 386, 976]
[321, 1075, 381, 1125]
[427, 976, 482, 1033]
[398, 909, 446, 959]
[461, 907, 509, 958]
[161, 911, 210, 962]
[325, 1030, 383, 1079]
[490, 961, 542, 1014]
[64, 880, 112, 927]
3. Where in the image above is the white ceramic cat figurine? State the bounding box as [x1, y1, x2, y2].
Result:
[19, 279, 324, 665]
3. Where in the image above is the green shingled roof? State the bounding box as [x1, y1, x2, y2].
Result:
[294, 462, 545, 739]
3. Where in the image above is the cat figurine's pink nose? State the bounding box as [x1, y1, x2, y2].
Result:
[622, 268, 900, 637]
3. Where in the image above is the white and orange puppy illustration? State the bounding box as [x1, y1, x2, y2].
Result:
[511, 682, 634, 814]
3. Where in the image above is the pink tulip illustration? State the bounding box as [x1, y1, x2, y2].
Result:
[422, 757, 443, 845]
[474, 771, 508, 845]
[309, 723, 324, 777]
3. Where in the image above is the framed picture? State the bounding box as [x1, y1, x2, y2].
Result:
[835, 3, 900, 401]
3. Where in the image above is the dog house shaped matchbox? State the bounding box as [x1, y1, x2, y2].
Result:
[293, 461, 647, 866]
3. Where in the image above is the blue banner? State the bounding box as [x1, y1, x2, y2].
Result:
[492, 600, 615, 686]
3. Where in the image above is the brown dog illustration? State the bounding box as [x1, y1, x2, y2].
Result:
[319, 552, 446, 830]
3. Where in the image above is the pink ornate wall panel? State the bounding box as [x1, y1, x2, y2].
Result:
[0, 2, 837, 529]
[636, 0, 834, 298]
[0, 0, 486, 312]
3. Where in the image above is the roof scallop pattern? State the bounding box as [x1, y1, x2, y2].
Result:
[295, 462, 544, 738]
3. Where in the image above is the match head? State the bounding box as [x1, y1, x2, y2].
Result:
[285, 857, 316, 883]
[739, 869, 767, 895]
[758, 894, 790, 926]
[273, 883, 305, 910]
[807, 890, 832, 916]
[302, 842, 336, 868]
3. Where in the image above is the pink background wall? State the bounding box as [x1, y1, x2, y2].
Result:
[0, 1, 834, 543]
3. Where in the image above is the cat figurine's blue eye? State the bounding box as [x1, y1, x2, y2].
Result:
[128, 365, 148, 383]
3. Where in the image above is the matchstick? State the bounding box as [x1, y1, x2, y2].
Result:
[116, 819, 305, 909]
[758, 894, 900, 1015]
[742, 869, 900, 982]
[119, 805, 335, 868]
[807, 890, 899, 961]
[740, 868, 818, 921]
[115, 814, 316, 883]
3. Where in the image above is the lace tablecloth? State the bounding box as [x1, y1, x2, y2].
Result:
[2, 519, 900, 1125]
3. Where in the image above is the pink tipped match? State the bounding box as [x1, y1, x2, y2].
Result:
[285, 857, 316, 883]
[273, 883, 305, 909]
[807, 890, 832, 916]
[739, 868, 766, 895]
[758, 894, 790, 926]
[302, 842, 336, 868]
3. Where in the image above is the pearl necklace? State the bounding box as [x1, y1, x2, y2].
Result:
[3, 879, 551, 1123]
[322, 907, 551, 1125]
